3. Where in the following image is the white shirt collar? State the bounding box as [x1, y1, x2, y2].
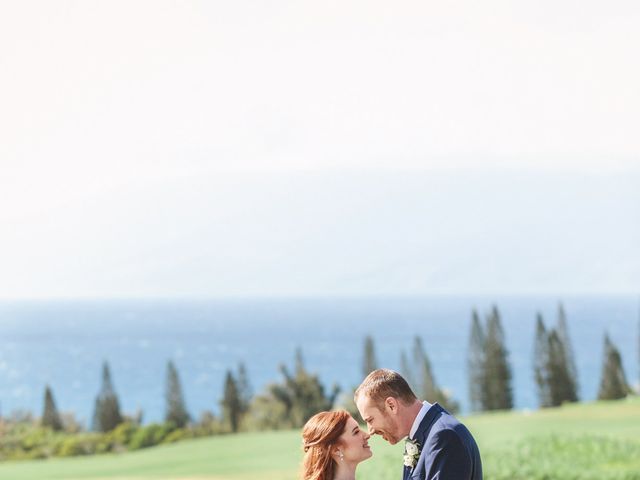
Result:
[409, 401, 432, 440]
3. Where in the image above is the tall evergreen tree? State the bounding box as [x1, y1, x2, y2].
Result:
[556, 303, 579, 401]
[294, 347, 305, 376]
[547, 330, 575, 406]
[92, 362, 123, 432]
[467, 309, 485, 412]
[533, 308, 579, 408]
[483, 306, 513, 410]
[533, 314, 551, 407]
[412, 336, 459, 413]
[362, 335, 378, 378]
[42, 385, 63, 431]
[413, 336, 437, 401]
[165, 360, 190, 428]
[400, 349, 413, 391]
[237, 362, 252, 415]
[597, 334, 631, 400]
[221, 370, 242, 432]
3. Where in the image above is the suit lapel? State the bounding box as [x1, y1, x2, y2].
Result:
[413, 402, 444, 446]
[403, 403, 445, 480]
[411, 402, 445, 478]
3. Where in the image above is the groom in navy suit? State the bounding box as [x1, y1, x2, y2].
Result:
[355, 369, 482, 480]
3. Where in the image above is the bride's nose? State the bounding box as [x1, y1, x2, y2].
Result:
[364, 432, 371, 440]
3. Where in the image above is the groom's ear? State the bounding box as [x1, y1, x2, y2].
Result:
[384, 397, 399, 415]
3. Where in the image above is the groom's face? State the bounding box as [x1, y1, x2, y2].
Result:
[356, 395, 402, 445]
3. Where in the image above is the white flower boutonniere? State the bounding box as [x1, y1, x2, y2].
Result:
[403, 438, 421, 468]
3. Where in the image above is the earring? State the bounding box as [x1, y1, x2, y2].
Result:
[339, 450, 344, 461]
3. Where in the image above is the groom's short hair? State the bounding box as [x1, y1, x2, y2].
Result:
[355, 368, 417, 408]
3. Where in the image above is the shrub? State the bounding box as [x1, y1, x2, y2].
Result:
[128, 423, 174, 450]
[163, 428, 193, 444]
[58, 436, 96, 457]
[107, 421, 138, 447]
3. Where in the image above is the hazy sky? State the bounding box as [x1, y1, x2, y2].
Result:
[1, 1, 639, 299]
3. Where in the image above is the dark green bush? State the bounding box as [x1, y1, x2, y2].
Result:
[128, 423, 174, 450]
[57, 435, 100, 457]
[162, 428, 192, 444]
[0, 417, 221, 461]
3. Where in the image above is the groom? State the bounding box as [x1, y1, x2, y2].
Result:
[355, 369, 482, 480]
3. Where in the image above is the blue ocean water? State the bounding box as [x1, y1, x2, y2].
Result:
[0, 296, 637, 426]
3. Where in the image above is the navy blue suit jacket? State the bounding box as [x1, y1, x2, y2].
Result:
[402, 403, 482, 480]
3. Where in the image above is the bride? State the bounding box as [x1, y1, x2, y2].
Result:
[301, 410, 373, 480]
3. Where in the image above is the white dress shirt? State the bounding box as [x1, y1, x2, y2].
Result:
[409, 400, 432, 440]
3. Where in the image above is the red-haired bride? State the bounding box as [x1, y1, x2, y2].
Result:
[301, 410, 373, 480]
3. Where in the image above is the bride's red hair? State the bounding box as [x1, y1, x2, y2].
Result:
[301, 410, 350, 480]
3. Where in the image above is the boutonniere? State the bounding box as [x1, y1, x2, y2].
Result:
[403, 438, 421, 468]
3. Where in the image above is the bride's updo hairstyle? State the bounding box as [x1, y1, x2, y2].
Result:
[301, 410, 350, 480]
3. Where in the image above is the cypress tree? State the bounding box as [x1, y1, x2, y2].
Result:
[483, 306, 513, 410]
[556, 303, 579, 401]
[42, 385, 63, 431]
[221, 370, 242, 432]
[413, 336, 459, 413]
[400, 349, 414, 391]
[165, 360, 190, 428]
[547, 330, 574, 406]
[413, 336, 438, 401]
[467, 309, 485, 412]
[597, 334, 631, 400]
[533, 314, 551, 407]
[534, 309, 579, 408]
[92, 362, 123, 432]
[362, 335, 378, 378]
[236, 362, 252, 415]
[294, 347, 305, 376]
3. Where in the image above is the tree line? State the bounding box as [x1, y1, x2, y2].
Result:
[2, 302, 637, 461]
[34, 350, 339, 436]
[28, 302, 640, 434]
[41, 360, 197, 433]
[361, 303, 635, 415]
[466, 303, 633, 412]
[227, 301, 635, 430]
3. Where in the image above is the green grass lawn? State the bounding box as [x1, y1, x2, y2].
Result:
[1, 397, 639, 480]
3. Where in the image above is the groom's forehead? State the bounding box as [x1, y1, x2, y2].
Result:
[357, 395, 383, 414]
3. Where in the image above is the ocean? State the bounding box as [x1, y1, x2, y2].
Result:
[0, 295, 637, 426]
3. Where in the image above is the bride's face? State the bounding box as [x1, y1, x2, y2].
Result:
[336, 416, 373, 463]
